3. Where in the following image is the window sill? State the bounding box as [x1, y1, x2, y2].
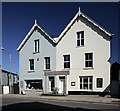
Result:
[76, 45, 85, 48]
[33, 52, 40, 54]
[44, 69, 51, 71]
[28, 70, 35, 73]
[62, 68, 70, 71]
[83, 67, 94, 70]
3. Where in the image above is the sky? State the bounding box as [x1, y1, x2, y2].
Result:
[2, 2, 119, 74]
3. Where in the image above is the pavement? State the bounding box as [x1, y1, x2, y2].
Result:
[2, 94, 120, 106]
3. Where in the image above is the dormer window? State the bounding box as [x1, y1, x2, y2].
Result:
[77, 31, 84, 46]
[34, 39, 39, 53]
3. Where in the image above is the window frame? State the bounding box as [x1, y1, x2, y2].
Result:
[80, 76, 93, 91]
[76, 31, 84, 47]
[63, 55, 70, 69]
[44, 57, 50, 70]
[29, 59, 34, 71]
[85, 53, 93, 68]
[34, 39, 39, 53]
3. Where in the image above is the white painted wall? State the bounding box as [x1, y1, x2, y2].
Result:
[56, 16, 111, 93]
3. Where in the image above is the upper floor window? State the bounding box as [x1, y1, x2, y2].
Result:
[63, 55, 70, 69]
[34, 39, 39, 53]
[77, 31, 84, 46]
[29, 59, 34, 71]
[85, 53, 93, 68]
[44, 57, 50, 70]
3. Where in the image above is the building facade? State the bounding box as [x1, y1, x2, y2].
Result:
[1, 70, 19, 86]
[17, 8, 113, 95]
[17, 21, 56, 93]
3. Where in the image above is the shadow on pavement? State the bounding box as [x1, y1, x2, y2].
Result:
[2, 101, 98, 111]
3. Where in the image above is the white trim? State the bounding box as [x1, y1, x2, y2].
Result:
[17, 8, 113, 51]
[29, 59, 35, 71]
[56, 8, 113, 43]
[17, 21, 56, 51]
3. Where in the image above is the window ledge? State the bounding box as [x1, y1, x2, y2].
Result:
[62, 68, 70, 71]
[83, 67, 94, 70]
[28, 70, 35, 73]
[76, 46, 85, 48]
[44, 69, 51, 71]
[33, 52, 40, 54]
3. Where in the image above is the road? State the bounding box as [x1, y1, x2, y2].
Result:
[1, 95, 120, 111]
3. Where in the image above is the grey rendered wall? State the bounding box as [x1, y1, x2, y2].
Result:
[2, 72, 8, 86]
[19, 28, 56, 91]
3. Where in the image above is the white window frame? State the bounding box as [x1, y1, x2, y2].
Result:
[29, 59, 34, 71]
[44, 57, 50, 70]
[80, 76, 93, 91]
[85, 53, 93, 68]
[34, 39, 39, 53]
[63, 55, 70, 69]
[76, 31, 84, 47]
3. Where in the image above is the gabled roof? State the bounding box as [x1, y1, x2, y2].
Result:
[17, 7, 113, 51]
[17, 20, 56, 51]
[56, 7, 113, 43]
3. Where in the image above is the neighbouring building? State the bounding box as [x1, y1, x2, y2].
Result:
[1, 70, 19, 86]
[17, 7, 113, 95]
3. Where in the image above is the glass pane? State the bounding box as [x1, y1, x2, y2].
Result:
[85, 61, 88, 67]
[77, 40, 80, 46]
[77, 32, 80, 39]
[81, 39, 84, 46]
[30, 66, 34, 70]
[64, 55, 70, 61]
[80, 84, 82, 89]
[90, 77, 92, 83]
[83, 84, 88, 89]
[89, 84, 92, 90]
[81, 31, 84, 39]
[85, 54, 88, 60]
[84, 78, 88, 84]
[64, 62, 70, 68]
[97, 78, 103, 88]
[89, 53, 92, 59]
[46, 64, 50, 69]
[89, 61, 92, 67]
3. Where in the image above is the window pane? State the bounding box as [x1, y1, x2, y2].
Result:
[30, 59, 34, 70]
[84, 77, 88, 83]
[89, 53, 92, 59]
[46, 64, 50, 69]
[34, 40, 39, 52]
[85, 61, 88, 67]
[83, 84, 88, 89]
[64, 62, 70, 68]
[81, 31, 84, 39]
[89, 84, 92, 90]
[77, 40, 80, 46]
[77, 32, 80, 39]
[97, 78, 103, 88]
[85, 54, 88, 60]
[81, 39, 84, 46]
[64, 55, 70, 61]
[80, 84, 82, 89]
[89, 61, 92, 67]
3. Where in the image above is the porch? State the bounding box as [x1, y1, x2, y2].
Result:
[44, 71, 69, 95]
